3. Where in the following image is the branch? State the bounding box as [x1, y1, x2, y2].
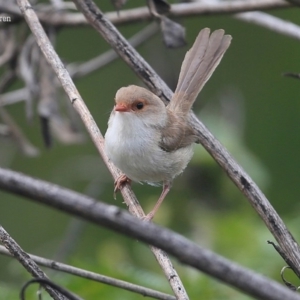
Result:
[0, 88, 28, 106]
[0, 225, 66, 300]
[16, 0, 188, 299]
[0, 71, 39, 156]
[71, 0, 300, 278]
[0, 24, 158, 105]
[106, 0, 290, 24]
[1, 0, 291, 26]
[68, 22, 159, 79]
[0, 245, 175, 300]
[3, 1, 299, 43]
[234, 11, 300, 40]
[0, 167, 300, 300]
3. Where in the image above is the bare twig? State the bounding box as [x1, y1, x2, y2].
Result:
[68, 21, 159, 79]
[0, 88, 28, 106]
[0, 27, 17, 66]
[19, 34, 40, 120]
[284, 72, 300, 79]
[0, 225, 66, 300]
[0, 245, 175, 300]
[16, 0, 188, 299]
[0, 71, 39, 156]
[2, 1, 299, 46]
[20, 278, 82, 300]
[1, 0, 291, 26]
[1, 167, 300, 300]
[234, 11, 300, 40]
[105, 0, 290, 25]
[0, 104, 39, 156]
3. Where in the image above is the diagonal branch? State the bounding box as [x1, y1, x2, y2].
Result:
[16, 0, 188, 299]
[71, 0, 300, 279]
[0, 225, 66, 300]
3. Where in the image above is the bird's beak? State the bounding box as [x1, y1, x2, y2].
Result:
[114, 103, 129, 112]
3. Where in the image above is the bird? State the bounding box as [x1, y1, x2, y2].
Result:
[104, 28, 232, 221]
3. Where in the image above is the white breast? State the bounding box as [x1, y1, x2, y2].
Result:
[104, 111, 193, 184]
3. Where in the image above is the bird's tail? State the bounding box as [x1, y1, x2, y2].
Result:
[168, 28, 232, 115]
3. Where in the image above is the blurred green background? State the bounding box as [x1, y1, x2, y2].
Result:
[1, 1, 300, 299]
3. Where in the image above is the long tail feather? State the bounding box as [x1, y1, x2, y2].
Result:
[168, 28, 232, 115]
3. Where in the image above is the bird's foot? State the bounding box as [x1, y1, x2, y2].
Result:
[141, 181, 171, 221]
[114, 174, 131, 199]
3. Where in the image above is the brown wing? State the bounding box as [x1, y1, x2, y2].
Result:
[159, 111, 198, 152]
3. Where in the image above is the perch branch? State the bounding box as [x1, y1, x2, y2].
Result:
[16, 0, 188, 299]
[71, 0, 300, 278]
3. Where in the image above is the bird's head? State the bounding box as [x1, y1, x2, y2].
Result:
[114, 85, 166, 125]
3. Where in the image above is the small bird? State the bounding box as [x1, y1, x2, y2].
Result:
[105, 28, 232, 221]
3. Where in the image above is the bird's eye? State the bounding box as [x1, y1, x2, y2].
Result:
[136, 102, 144, 110]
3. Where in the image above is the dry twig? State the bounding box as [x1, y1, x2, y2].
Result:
[234, 11, 300, 40]
[0, 245, 175, 300]
[0, 225, 66, 300]
[1, 0, 291, 26]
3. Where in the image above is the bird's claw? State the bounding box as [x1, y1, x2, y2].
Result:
[113, 174, 131, 199]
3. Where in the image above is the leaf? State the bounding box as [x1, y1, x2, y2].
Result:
[40, 116, 52, 148]
[160, 16, 186, 48]
[151, 0, 170, 14]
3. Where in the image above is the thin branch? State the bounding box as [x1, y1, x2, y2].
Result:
[0, 167, 300, 300]
[19, 34, 40, 120]
[2, 1, 300, 44]
[0, 88, 28, 106]
[284, 72, 300, 79]
[234, 11, 300, 40]
[16, 0, 188, 299]
[0, 245, 175, 300]
[20, 278, 82, 300]
[107, 0, 291, 24]
[0, 104, 39, 156]
[70, 0, 300, 279]
[0, 24, 159, 107]
[68, 21, 159, 79]
[0, 27, 17, 66]
[1, 0, 291, 26]
[0, 225, 66, 300]
[0, 71, 39, 156]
